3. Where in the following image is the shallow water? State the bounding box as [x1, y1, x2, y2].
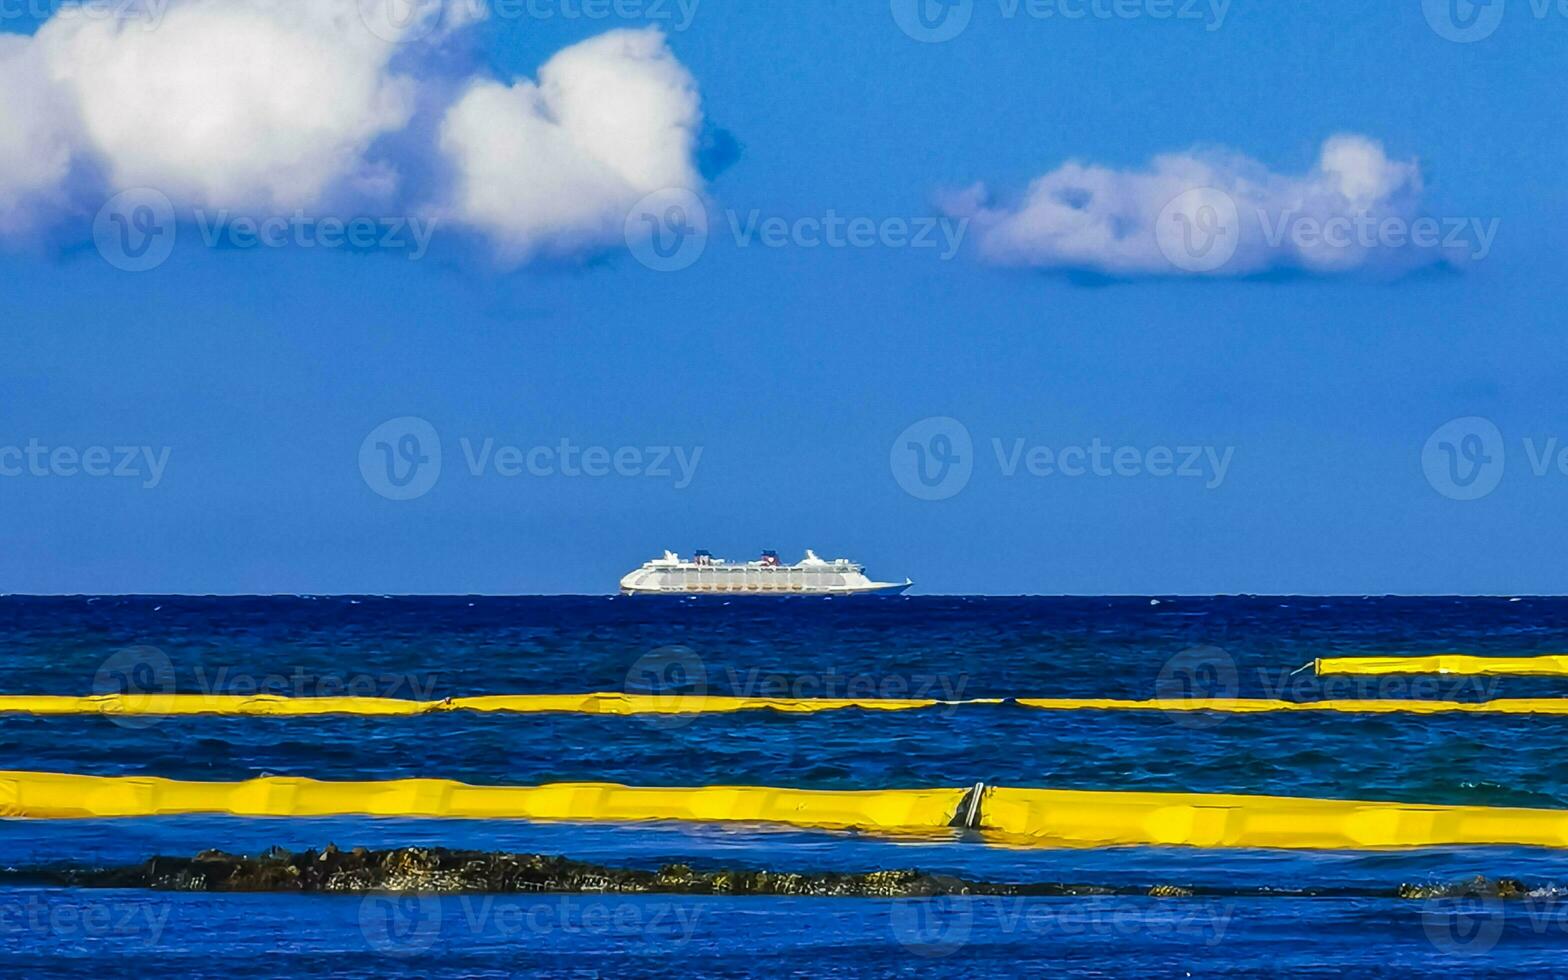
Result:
[4, 595, 1568, 973]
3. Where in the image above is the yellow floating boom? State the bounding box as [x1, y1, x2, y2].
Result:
[5, 691, 1568, 717]
[1014, 697, 1568, 715]
[977, 785, 1568, 849]
[1315, 655, 1568, 677]
[0, 692, 996, 718]
[0, 770, 964, 832]
[5, 770, 1568, 850]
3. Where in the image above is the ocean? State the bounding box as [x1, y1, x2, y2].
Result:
[4, 595, 1568, 976]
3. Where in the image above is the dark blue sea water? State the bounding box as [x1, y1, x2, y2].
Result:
[5, 595, 1568, 975]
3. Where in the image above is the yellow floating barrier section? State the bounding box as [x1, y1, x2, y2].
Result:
[6, 771, 1568, 850]
[977, 786, 1568, 849]
[8, 691, 1568, 717]
[0, 692, 1000, 717]
[1315, 654, 1568, 677]
[1015, 697, 1568, 715]
[0, 771, 964, 831]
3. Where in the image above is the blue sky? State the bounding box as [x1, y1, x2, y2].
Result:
[1, 0, 1565, 594]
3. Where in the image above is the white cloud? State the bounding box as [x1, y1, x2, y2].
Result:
[0, 0, 463, 218]
[0, 4, 707, 265]
[437, 27, 704, 259]
[0, 34, 79, 234]
[32, 0, 420, 212]
[941, 135, 1468, 277]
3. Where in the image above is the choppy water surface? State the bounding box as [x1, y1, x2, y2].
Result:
[4, 595, 1568, 975]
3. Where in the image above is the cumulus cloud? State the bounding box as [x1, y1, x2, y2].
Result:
[0, 0, 449, 220]
[941, 136, 1480, 278]
[0, 34, 79, 234]
[437, 28, 704, 259]
[34, 1, 423, 212]
[0, 3, 707, 264]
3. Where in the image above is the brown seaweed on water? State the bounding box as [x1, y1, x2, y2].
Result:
[3, 845, 1540, 901]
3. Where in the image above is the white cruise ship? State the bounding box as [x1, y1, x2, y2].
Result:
[619, 550, 912, 596]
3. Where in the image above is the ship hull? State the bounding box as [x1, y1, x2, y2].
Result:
[620, 582, 912, 596]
